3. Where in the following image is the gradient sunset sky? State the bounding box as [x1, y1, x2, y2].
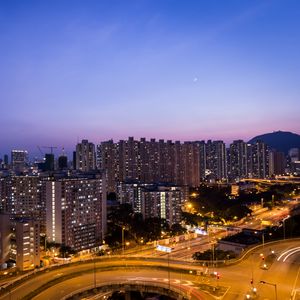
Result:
[1, 0, 299, 157]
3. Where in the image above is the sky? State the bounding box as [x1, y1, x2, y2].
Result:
[0, 0, 300, 158]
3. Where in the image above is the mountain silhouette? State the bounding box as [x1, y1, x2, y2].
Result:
[248, 131, 300, 154]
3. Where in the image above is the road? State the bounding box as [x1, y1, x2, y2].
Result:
[131, 203, 296, 261]
[0, 259, 214, 300]
[221, 240, 300, 300]
[1, 239, 300, 300]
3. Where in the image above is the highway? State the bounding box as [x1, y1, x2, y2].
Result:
[133, 203, 296, 261]
[1, 203, 299, 300]
[1, 239, 300, 300]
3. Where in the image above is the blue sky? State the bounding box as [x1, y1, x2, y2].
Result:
[0, 0, 299, 157]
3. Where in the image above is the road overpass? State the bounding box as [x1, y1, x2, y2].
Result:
[1, 239, 300, 300]
[240, 178, 300, 185]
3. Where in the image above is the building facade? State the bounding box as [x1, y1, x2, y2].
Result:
[76, 140, 96, 172]
[0, 214, 10, 266]
[11, 150, 28, 172]
[10, 218, 40, 271]
[0, 175, 44, 229]
[117, 182, 187, 225]
[45, 175, 106, 251]
[98, 138, 200, 193]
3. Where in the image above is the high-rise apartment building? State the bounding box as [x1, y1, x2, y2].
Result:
[98, 137, 273, 187]
[0, 214, 10, 265]
[11, 150, 28, 172]
[229, 140, 248, 181]
[117, 182, 153, 214]
[0, 214, 40, 271]
[252, 140, 269, 178]
[143, 185, 185, 225]
[97, 140, 118, 193]
[288, 148, 300, 174]
[289, 148, 300, 163]
[117, 182, 186, 225]
[45, 175, 106, 251]
[269, 150, 286, 175]
[76, 140, 96, 172]
[58, 155, 68, 170]
[181, 142, 200, 186]
[205, 140, 227, 181]
[97, 137, 200, 192]
[0, 175, 43, 227]
[11, 218, 40, 271]
[4, 154, 9, 166]
[0, 154, 9, 169]
[197, 141, 206, 180]
[44, 153, 55, 171]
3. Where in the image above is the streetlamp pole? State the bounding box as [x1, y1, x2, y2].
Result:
[93, 257, 96, 289]
[122, 226, 125, 256]
[260, 280, 277, 300]
[250, 253, 254, 285]
[211, 241, 215, 273]
[45, 234, 47, 253]
[283, 215, 290, 240]
[156, 245, 172, 290]
[168, 252, 170, 289]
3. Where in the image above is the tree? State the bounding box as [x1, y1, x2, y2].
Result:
[170, 223, 187, 236]
[181, 212, 198, 227]
[144, 217, 169, 241]
[59, 245, 76, 258]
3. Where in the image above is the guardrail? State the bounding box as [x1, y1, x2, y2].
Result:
[61, 280, 189, 300]
[225, 237, 300, 266]
[1, 237, 300, 298]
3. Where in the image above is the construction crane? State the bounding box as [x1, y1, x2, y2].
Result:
[42, 146, 57, 154]
[37, 146, 44, 157]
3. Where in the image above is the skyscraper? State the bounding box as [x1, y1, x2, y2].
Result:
[45, 175, 106, 251]
[11, 150, 28, 172]
[76, 140, 96, 172]
[252, 140, 269, 178]
[229, 140, 248, 181]
[117, 182, 186, 225]
[1, 175, 43, 227]
[44, 153, 55, 171]
[58, 155, 68, 170]
[97, 137, 201, 192]
[269, 150, 286, 175]
[206, 140, 227, 181]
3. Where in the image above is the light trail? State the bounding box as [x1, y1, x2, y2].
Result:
[283, 249, 300, 262]
[277, 247, 300, 261]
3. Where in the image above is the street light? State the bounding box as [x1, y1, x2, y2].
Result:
[282, 215, 290, 240]
[122, 226, 125, 256]
[93, 257, 96, 289]
[156, 245, 172, 289]
[260, 280, 278, 300]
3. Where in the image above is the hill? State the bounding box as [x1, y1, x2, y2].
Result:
[248, 131, 300, 154]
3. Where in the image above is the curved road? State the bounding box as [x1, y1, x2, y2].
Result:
[1, 240, 300, 300]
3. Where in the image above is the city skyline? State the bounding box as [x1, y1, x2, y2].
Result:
[1, 1, 300, 156]
[1, 130, 299, 160]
